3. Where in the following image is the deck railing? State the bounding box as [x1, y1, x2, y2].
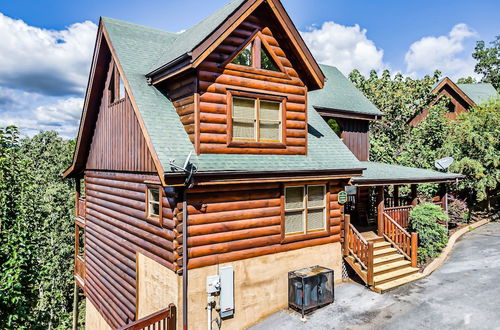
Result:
[344, 215, 374, 285]
[384, 205, 413, 229]
[77, 197, 85, 218]
[75, 255, 85, 286]
[117, 304, 177, 330]
[382, 213, 418, 267]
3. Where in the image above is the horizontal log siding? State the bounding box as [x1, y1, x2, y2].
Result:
[178, 180, 346, 270]
[86, 59, 156, 172]
[84, 171, 176, 328]
[165, 72, 198, 144]
[197, 14, 307, 155]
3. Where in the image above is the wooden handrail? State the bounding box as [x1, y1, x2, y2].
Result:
[383, 212, 418, 267]
[384, 213, 410, 236]
[384, 205, 413, 211]
[117, 304, 176, 330]
[349, 223, 368, 245]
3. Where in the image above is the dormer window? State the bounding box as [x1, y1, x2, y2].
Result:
[228, 91, 285, 146]
[230, 35, 280, 73]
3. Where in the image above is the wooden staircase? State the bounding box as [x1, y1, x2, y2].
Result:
[343, 214, 422, 293]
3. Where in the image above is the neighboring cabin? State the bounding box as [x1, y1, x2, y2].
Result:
[64, 0, 463, 329]
[409, 77, 498, 126]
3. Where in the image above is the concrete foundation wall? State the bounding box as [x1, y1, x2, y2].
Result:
[136, 253, 180, 319]
[85, 298, 113, 330]
[185, 242, 343, 329]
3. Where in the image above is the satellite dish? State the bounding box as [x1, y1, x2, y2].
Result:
[435, 157, 454, 171]
[183, 151, 193, 170]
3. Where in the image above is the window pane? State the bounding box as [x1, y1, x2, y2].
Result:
[233, 98, 255, 119]
[119, 76, 125, 100]
[260, 100, 280, 121]
[308, 186, 325, 208]
[232, 43, 252, 66]
[261, 47, 279, 72]
[285, 187, 304, 210]
[233, 120, 255, 140]
[149, 188, 160, 203]
[285, 211, 305, 234]
[307, 209, 325, 231]
[150, 203, 160, 217]
[260, 122, 280, 141]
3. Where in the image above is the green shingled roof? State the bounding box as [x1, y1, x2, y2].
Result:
[309, 65, 383, 117]
[351, 162, 464, 185]
[150, 0, 247, 73]
[457, 83, 499, 104]
[102, 17, 364, 174]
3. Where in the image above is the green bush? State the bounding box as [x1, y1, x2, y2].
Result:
[409, 203, 449, 264]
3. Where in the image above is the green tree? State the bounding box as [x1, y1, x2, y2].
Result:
[472, 36, 500, 91]
[0, 127, 76, 329]
[349, 69, 441, 164]
[457, 77, 477, 84]
[444, 99, 500, 206]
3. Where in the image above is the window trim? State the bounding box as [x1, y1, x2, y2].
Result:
[227, 90, 287, 148]
[223, 31, 290, 80]
[108, 63, 126, 105]
[281, 182, 330, 244]
[145, 185, 163, 227]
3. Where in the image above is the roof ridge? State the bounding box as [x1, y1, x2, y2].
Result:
[101, 16, 178, 37]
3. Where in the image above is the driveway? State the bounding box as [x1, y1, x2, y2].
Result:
[250, 222, 500, 330]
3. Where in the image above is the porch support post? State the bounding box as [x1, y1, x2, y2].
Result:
[75, 177, 81, 217]
[376, 186, 384, 236]
[410, 184, 418, 206]
[411, 233, 418, 268]
[393, 185, 399, 207]
[343, 214, 350, 257]
[439, 183, 448, 214]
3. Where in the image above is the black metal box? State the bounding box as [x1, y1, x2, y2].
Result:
[288, 266, 334, 318]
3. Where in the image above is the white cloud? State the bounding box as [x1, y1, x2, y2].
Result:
[0, 87, 82, 139]
[405, 23, 479, 79]
[0, 13, 97, 96]
[301, 21, 387, 76]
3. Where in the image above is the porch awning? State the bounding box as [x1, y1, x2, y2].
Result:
[351, 161, 465, 186]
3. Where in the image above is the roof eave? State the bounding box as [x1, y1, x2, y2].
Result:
[314, 106, 383, 121]
[352, 175, 465, 186]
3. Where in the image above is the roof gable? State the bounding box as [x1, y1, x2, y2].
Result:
[309, 65, 383, 119]
[147, 0, 325, 90]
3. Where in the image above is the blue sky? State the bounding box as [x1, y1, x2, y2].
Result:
[0, 0, 498, 138]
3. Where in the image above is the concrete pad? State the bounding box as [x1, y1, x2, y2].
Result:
[250, 222, 500, 330]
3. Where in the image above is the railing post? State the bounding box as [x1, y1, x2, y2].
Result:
[343, 214, 350, 256]
[410, 184, 418, 206]
[411, 233, 418, 268]
[168, 304, 177, 330]
[377, 186, 384, 236]
[367, 241, 374, 286]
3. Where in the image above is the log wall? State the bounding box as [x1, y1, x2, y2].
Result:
[175, 180, 347, 270]
[195, 12, 308, 155]
[86, 59, 157, 172]
[84, 171, 176, 328]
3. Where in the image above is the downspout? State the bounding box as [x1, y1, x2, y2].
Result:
[182, 187, 189, 330]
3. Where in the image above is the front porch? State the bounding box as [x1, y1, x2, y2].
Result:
[342, 161, 463, 292]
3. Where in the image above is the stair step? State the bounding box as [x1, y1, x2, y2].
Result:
[373, 241, 391, 250]
[373, 260, 412, 275]
[373, 247, 398, 257]
[373, 273, 424, 293]
[373, 254, 404, 265]
[374, 267, 419, 285]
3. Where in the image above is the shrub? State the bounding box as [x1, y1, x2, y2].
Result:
[409, 203, 449, 264]
[448, 195, 469, 223]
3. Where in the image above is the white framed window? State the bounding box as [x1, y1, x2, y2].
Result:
[147, 187, 161, 219]
[284, 185, 327, 236]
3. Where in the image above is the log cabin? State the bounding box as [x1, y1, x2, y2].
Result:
[409, 77, 498, 126]
[64, 0, 464, 329]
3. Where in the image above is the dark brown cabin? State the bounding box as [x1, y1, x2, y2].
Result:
[409, 77, 498, 126]
[65, 1, 464, 329]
